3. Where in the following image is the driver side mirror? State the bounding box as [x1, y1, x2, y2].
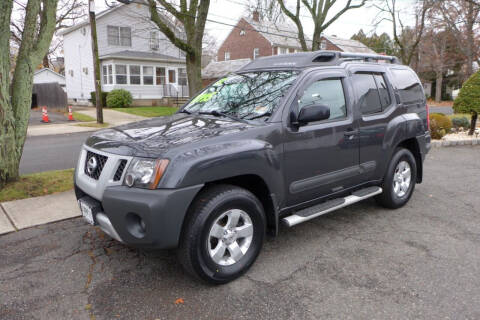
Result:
[296, 104, 330, 125]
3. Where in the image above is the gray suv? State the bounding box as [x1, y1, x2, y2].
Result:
[75, 51, 431, 284]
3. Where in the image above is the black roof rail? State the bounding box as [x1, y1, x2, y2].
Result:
[338, 52, 401, 64]
[238, 50, 402, 72]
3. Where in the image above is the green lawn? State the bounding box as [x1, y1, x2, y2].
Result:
[112, 106, 178, 118]
[72, 112, 96, 122]
[0, 169, 74, 202]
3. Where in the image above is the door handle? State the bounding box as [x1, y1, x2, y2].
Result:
[344, 129, 358, 140]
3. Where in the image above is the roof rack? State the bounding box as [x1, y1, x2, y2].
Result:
[337, 52, 401, 64]
[239, 50, 402, 72]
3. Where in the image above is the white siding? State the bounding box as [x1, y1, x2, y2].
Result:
[63, 27, 95, 101]
[33, 70, 66, 86]
[96, 4, 184, 58]
[101, 59, 187, 99]
[63, 4, 186, 102]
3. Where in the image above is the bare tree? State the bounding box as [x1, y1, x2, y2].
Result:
[246, 0, 284, 23]
[373, 0, 433, 66]
[277, 0, 366, 51]
[10, 0, 86, 69]
[438, 0, 480, 79]
[148, 0, 210, 96]
[1, 0, 58, 186]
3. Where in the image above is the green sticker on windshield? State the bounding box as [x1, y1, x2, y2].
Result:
[215, 77, 227, 85]
[191, 91, 216, 103]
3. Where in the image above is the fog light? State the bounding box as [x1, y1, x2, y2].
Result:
[126, 212, 146, 239]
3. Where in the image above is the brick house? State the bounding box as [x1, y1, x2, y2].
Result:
[217, 12, 375, 62]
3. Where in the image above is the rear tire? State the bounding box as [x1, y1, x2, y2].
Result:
[177, 184, 266, 284]
[376, 148, 417, 209]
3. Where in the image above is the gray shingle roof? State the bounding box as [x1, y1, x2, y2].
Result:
[243, 17, 306, 49]
[99, 50, 185, 62]
[324, 35, 376, 54]
[202, 59, 252, 79]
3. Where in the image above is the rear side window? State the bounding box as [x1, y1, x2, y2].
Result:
[373, 74, 391, 108]
[391, 69, 424, 104]
[352, 73, 382, 114]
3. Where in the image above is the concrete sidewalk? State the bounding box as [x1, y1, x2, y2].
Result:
[0, 190, 80, 235]
[27, 108, 146, 137]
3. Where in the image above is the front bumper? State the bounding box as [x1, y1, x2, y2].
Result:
[75, 184, 203, 249]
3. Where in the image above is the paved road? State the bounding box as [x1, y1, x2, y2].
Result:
[429, 106, 453, 115]
[20, 132, 91, 174]
[2, 146, 480, 319]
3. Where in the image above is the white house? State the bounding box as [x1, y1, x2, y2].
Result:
[33, 68, 66, 88]
[61, 3, 188, 105]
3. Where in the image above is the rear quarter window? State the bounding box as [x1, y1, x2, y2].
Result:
[391, 69, 424, 104]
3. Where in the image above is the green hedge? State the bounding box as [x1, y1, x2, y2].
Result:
[453, 70, 480, 114]
[106, 89, 133, 108]
[90, 91, 108, 107]
[429, 113, 452, 139]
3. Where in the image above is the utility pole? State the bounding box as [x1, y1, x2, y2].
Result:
[88, 0, 103, 124]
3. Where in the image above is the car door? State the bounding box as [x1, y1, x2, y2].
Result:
[348, 66, 401, 182]
[283, 69, 360, 206]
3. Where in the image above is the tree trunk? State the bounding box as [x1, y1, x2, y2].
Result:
[43, 54, 49, 68]
[186, 51, 202, 97]
[469, 111, 477, 136]
[435, 71, 443, 102]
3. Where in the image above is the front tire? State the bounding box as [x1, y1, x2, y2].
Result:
[376, 148, 417, 209]
[177, 185, 266, 284]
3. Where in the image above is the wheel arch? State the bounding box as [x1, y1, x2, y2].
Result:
[397, 138, 423, 183]
[182, 174, 279, 238]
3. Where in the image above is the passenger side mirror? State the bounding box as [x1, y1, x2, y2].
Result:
[296, 104, 330, 125]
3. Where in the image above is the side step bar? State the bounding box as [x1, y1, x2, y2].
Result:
[282, 186, 383, 227]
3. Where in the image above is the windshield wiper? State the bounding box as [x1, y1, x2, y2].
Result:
[244, 112, 272, 121]
[179, 109, 191, 114]
[199, 111, 249, 123]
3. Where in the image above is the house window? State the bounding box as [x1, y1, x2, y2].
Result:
[82, 67, 88, 75]
[240, 29, 246, 36]
[278, 47, 287, 55]
[129, 65, 141, 85]
[253, 48, 260, 60]
[143, 66, 154, 85]
[150, 31, 159, 51]
[115, 64, 127, 84]
[168, 69, 176, 83]
[156, 67, 166, 85]
[102, 65, 113, 84]
[107, 26, 131, 46]
[224, 51, 230, 61]
[320, 40, 327, 50]
[178, 68, 187, 85]
[68, 70, 74, 77]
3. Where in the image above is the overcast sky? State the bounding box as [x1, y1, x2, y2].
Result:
[95, 0, 417, 47]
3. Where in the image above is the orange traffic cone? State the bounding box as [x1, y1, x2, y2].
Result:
[68, 105, 74, 121]
[41, 106, 50, 123]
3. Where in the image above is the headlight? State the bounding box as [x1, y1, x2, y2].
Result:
[124, 158, 169, 189]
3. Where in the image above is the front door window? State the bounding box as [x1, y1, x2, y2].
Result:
[168, 69, 176, 84]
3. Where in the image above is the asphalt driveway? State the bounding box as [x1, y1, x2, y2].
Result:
[1, 146, 480, 319]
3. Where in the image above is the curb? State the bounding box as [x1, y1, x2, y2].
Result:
[431, 139, 480, 147]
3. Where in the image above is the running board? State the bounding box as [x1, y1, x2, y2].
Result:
[282, 186, 383, 227]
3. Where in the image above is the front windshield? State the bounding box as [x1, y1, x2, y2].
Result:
[183, 71, 299, 121]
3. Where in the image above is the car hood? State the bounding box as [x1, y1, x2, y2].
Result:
[85, 113, 257, 158]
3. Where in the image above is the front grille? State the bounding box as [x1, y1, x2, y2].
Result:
[113, 159, 127, 181]
[84, 151, 108, 180]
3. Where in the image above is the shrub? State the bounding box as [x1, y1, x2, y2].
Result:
[454, 70, 480, 134]
[106, 89, 133, 108]
[450, 116, 470, 129]
[90, 91, 108, 107]
[429, 113, 452, 139]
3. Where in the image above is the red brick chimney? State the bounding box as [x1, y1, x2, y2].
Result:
[252, 10, 260, 22]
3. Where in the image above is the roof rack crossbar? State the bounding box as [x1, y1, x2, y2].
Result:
[338, 52, 400, 64]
